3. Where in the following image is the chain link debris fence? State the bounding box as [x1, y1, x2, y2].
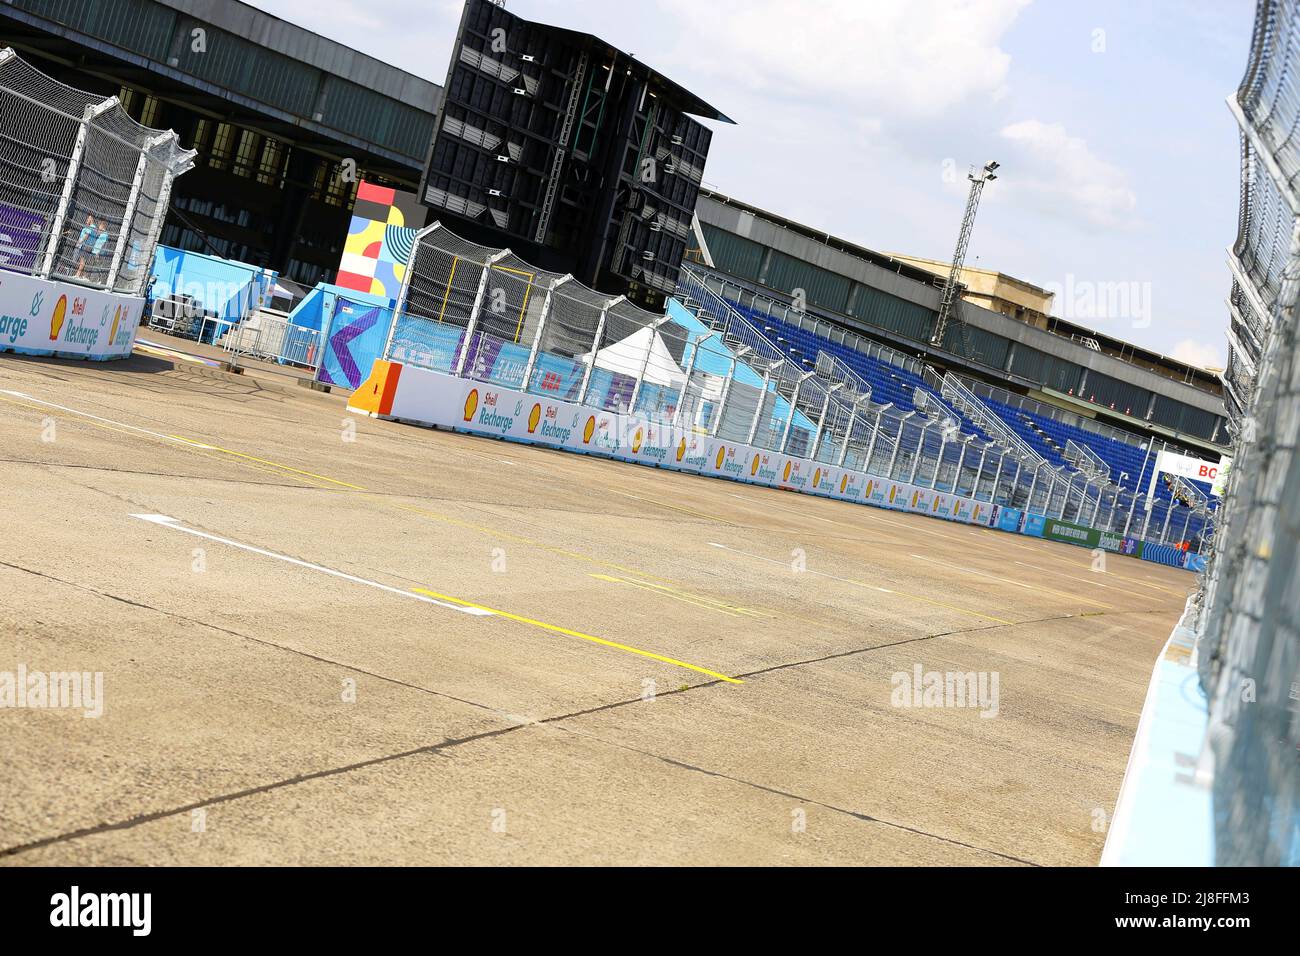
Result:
[1191, 0, 1300, 866]
[0, 48, 193, 295]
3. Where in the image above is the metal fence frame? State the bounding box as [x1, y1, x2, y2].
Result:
[1189, 0, 1300, 866]
[0, 48, 194, 295]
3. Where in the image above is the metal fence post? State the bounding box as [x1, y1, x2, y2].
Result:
[954, 437, 971, 495]
[780, 372, 811, 453]
[672, 329, 712, 429]
[909, 423, 929, 484]
[1026, 464, 1040, 512]
[578, 295, 620, 405]
[454, 249, 511, 377]
[710, 357, 736, 437]
[887, 414, 912, 479]
[628, 316, 664, 414]
[107, 133, 167, 289]
[381, 222, 440, 361]
[991, 448, 1008, 502]
[1090, 485, 1104, 526]
[860, 406, 885, 472]
[521, 275, 569, 392]
[810, 384, 842, 461]
[747, 367, 773, 445]
[39, 96, 118, 279]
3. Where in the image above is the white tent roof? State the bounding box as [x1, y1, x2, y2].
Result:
[584, 326, 687, 388]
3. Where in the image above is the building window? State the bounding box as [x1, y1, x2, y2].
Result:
[210, 123, 235, 170]
[257, 138, 285, 187]
[324, 162, 359, 207]
[191, 118, 213, 157]
[118, 87, 139, 116]
[233, 130, 261, 178]
[140, 94, 162, 128]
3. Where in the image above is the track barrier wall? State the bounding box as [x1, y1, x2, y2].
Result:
[349, 358, 1202, 571]
[0, 270, 142, 360]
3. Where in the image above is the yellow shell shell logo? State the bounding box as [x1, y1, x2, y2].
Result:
[751, 454, 760, 476]
[715, 446, 726, 470]
[813, 468, 822, 487]
[583, 416, 596, 443]
[888, 486, 896, 503]
[866, 481, 875, 498]
[463, 389, 479, 422]
[840, 475, 848, 494]
[108, 305, 121, 346]
[632, 428, 643, 454]
[911, 491, 919, 508]
[528, 404, 542, 434]
[783, 461, 792, 482]
[49, 294, 68, 341]
[676, 438, 686, 462]
[953, 500, 960, 515]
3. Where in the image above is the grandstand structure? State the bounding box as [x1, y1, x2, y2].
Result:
[688, 268, 1219, 549]
[374, 219, 1218, 552]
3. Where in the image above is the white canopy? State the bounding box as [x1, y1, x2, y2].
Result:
[583, 326, 687, 388]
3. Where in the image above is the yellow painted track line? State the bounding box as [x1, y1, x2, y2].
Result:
[411, 587, 742, 684]
[589, 573, 768, 618]
[0, 392, 344, 490]
[709, 542, 1016, 626]
[391, 501, 774, 614]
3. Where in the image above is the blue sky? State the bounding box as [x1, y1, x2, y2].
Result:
[251, 0, 1255, 369]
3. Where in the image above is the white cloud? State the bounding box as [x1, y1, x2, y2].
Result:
[657, 0, 1031, 118]
[998, 119, 1139, 231]
[1171, 338, 1225, 370]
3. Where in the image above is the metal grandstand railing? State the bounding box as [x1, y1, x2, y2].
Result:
[1064, 438, 1110, 482]
[941, 371, 1046, 469]
[694, 267, 927, 376]
[1188, 0, 1300, 866]
[0, 48, 194, 294]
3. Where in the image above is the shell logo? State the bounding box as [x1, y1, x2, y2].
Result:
[49, 294, 68, 341]
[952, 500, 960, 515]
[632, 428, 644, 454]
[866, 480, 875, 498]
[840, 475, 848, 494]
[750, 454, 760, 476]
[911, 491, 919, 508]
[889, 486, 897, 503]
[676, 438, 687, 462]
[813, 468, 822, 488]
[783, 461, 792, 483]
[932, 498, 942, 513]
[463, 389, 479, 422]
[527, 404, 542, 434]
[583, 416, 596, 443]
[108, 305, 121, 346]
[715, 446, 727, 470]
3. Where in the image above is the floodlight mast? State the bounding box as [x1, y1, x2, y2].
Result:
[931, 160, 999, 347]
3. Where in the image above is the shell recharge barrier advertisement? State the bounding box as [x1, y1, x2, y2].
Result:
[0, 273, 143, 361]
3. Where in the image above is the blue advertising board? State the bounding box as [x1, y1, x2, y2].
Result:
[1021, 512, 1048, 537]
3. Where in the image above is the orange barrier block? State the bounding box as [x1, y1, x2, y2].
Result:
[346, 360, 403, 418]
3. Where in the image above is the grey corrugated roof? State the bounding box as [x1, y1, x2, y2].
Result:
[158, 0, 441, 111]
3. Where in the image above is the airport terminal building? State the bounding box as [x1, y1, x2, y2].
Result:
[0, 0, 440, 286]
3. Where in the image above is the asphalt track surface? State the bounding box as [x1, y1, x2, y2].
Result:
[0, 348, 1194, 865]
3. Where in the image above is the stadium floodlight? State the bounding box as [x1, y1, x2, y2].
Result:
[931, 160, 1001, 347]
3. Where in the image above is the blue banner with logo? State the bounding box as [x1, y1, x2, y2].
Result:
[1021, 512, 1047, 537]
